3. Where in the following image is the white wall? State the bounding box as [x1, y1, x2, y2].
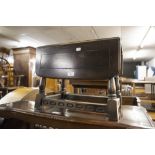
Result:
[146, 57, 155, 77]
[146, 57, 155, 66]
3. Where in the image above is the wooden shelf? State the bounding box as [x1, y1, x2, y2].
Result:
[141, 100, 155, 104]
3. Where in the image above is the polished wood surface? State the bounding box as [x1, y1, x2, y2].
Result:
[0, 87, 32, 105]
[141, 100, 155, 104]
[0, 101, 154, 128]
[70, 80, 108, 88]
[148, 112, 155, 121]
[0, 87, 53, 105]
[36, 38, 122, 80]
[121, 78, 155, 84]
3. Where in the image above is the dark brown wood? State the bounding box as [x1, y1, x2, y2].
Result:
[0, 47, 10, 54]
[70, 80, 108, 88]
[66, 94, 140, 106]
[13, 47, 36, 87]
[36, 38, 121, 80]
[2, 38, 152, 128]
[0, 101, 154, 128]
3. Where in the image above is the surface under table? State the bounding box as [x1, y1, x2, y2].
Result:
[0, 101, 154, 129]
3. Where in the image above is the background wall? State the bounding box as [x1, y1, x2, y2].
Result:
[146, 57, 155, 77]
[146, 57, 155, 67]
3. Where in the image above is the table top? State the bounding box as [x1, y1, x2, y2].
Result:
[0, 101, 154, 128]
[121, 78, 155, 84]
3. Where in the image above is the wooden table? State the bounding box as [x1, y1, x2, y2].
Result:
[121, 78, 155, 97]
[0, 101, 154, 129]
[70, 78, 155, 98]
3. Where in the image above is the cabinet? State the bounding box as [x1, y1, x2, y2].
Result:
[13, 47, 36, 87]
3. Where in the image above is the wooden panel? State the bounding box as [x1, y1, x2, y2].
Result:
[13, 47, 36, 87]
[29, 49, 36, 87]
[66, 80, 74, 93]
[148, 112, 155, 121]
[45, 79, 74, 93]
[36, 38, 122, 79]
[14, 53, 29, 86]
[46, 79, 58, 92]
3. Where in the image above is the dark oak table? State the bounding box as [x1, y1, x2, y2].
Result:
[0, 101, 154, 129]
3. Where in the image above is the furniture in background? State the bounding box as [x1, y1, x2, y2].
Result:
[70, 80, 108, 95]
[136, 65, 147, 80]
[12, 47, 36, 87]
[121, 77, 155, 99]
[0, 57, 24, 97]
